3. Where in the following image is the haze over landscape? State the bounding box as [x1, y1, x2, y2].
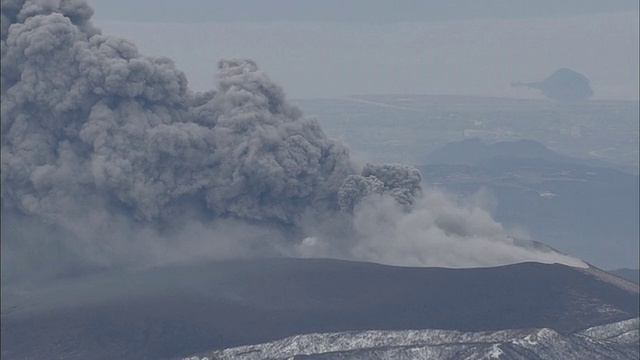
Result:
[1, 1, 638, 359]
[2, 0, 598, 284]
[89, 0, 639, 100]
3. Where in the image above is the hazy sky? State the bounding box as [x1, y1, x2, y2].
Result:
[87, 1, 639, 100]
[88, 0, 639, 23]
[4, 0, 634, 287]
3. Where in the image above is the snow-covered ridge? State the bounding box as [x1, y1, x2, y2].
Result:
[184, 318, 639, 360]
[581, 318, 640, 344]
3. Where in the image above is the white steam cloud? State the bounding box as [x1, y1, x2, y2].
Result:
[0, 0, 585, 282]
[298, 191, 585, 268]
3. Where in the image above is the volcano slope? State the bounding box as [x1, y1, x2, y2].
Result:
[1, 258, 638, 359]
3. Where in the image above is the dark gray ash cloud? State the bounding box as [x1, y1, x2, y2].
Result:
[1, 0, 586, 282]
[1, 1, 355, 227]
[338, 163, 422, 213]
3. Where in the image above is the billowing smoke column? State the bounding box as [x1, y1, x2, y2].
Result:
[1, 0, 586, 281]
[0, 0, 426, 271]
[338, 164, 422, 213]
[0, 0, 371, 229]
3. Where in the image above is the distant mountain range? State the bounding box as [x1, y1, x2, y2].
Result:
[2, 258, 638, 359]
[419, 138, 639, 270]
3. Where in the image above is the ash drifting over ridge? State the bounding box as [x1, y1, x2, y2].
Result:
[1, 0, 585, 282]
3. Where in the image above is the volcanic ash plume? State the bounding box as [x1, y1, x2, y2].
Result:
[1, 1, 355, 228]
[338, 163, 422, 213]
[1, 0, 586, 281]
[1, 0, 366, 279]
